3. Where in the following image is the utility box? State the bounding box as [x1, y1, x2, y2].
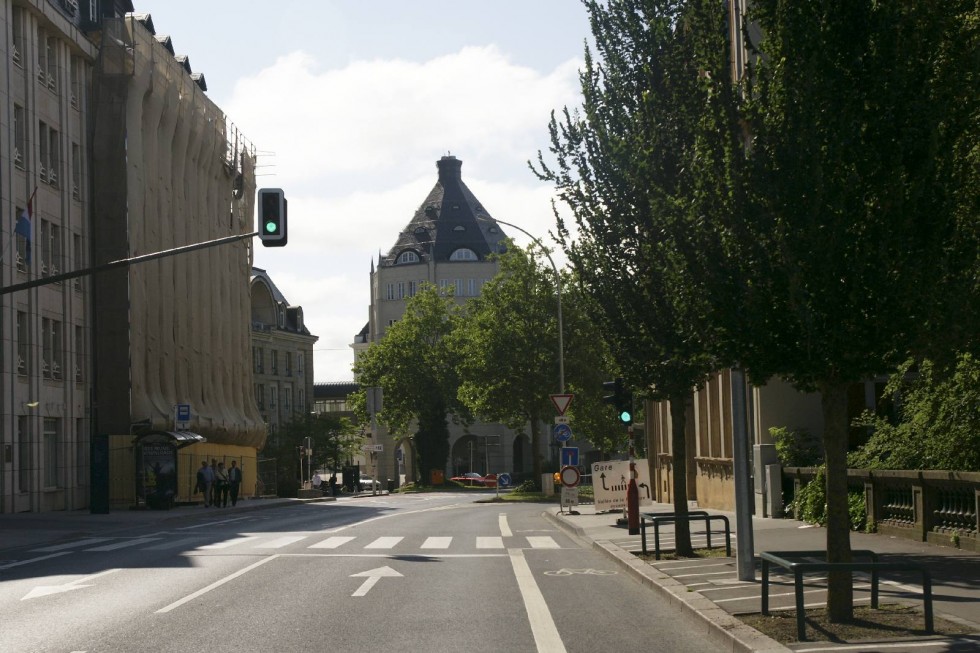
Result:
[753, 444, 779, 517]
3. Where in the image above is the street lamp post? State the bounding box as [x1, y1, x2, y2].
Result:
[475, 216, 564, 393]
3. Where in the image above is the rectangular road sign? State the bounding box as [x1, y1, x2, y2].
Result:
[560, 447, 579, 467]
[591, 459, 652, 511]
[361, 444, 383, 452]
[561, 486, 579, 508]
[554, 415, 569, 425]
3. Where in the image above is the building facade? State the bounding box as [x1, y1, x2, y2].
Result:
[355, 155, 541, 485]
[251, 267, 317, 440]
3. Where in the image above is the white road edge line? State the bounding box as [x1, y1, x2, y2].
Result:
[155, 554, 279, 614]
[0, 551, 70, 570]
[509, 548, 567, 653]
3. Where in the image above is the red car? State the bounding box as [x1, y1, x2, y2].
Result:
[450, 472, 497, 487]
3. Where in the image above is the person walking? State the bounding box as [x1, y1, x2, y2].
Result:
[197, 460, 215, 507]
[209, 459, 219, 507]
[214, 462, 230, 507]
[227, 460, 243, 506]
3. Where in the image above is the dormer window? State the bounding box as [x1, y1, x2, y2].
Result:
[397, 251, 420, 264]
[453, 225, 465, 232]
[449, 248, 478, 262]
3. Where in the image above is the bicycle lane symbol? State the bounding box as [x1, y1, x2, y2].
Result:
[543, 568, 617, 576]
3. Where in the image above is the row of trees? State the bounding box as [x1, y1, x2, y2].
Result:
[533, 0, 978, 623]
[261, 412, 363, 497]
[352, 246, 628, 487]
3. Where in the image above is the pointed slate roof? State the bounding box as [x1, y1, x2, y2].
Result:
[381, 156, 508, 267]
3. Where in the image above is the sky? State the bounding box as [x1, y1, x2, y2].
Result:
[139, 0, 592, 382]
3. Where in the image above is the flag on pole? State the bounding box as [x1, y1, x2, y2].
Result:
[15, 187, 36, 265]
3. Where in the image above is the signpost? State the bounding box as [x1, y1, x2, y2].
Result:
[591, 460, 652, 512]
[174, 403, 191, 430]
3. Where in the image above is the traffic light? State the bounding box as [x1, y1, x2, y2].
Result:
[602, 377, 633, 424]
[258, 187, 287, 247]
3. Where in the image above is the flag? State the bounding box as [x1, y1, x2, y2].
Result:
[15, 187, 35, 265]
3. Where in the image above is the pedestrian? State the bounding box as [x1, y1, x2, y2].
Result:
[227, 460, 243, 506]
[209, 458, 219, 507]
[312, 472, 322, 490]
[328, 474, 338, 497]
[197, 460, 215, 507]
[214, 462, 230, 507]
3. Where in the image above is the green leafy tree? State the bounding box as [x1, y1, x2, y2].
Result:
[850, 354, 980, 472]
[534, 0, 740, 556]
[735, 0, 980, 620]
[451, 246, 619, 485]
[263, 412, 360, 497]
[353, 286, 468, 484]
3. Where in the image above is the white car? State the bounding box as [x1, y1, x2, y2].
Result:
[358, 474, 381, 492]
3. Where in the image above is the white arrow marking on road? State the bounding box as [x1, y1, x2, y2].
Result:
[350, 566, 402, 597]
[22, 568, 120, 600]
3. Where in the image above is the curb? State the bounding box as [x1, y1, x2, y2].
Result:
[544, 510, 791, 653]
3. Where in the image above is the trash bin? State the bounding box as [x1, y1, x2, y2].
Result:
[387, 479, 395, 493]
[430, 469, 444, 485]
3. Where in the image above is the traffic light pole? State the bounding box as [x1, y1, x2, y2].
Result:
[0, 231, 259, 296]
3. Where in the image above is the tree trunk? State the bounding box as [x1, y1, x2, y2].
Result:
[669, 392, 693, 556]
[530, 418, 542, 489]
[821, 380, 853, 622]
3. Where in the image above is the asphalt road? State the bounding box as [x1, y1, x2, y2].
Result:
[1, 494, 724, 652]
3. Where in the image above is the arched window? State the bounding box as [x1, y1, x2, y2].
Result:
[397, 250, 420, 264]
[449, 248, 477, 262]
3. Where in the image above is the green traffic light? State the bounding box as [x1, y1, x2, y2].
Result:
[620, 411, 632, 423]
[265, 220, 278, 233]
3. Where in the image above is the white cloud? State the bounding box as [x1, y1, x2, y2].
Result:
[242, 46, 583, 381]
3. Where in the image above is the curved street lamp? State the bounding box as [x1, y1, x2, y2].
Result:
[475, 215, 564, 393]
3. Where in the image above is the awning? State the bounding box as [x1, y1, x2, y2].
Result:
[135, 430, 207, 450]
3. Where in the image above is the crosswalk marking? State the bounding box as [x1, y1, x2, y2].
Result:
[34, 538, 114, 552]
[309, 536, 356, 549]
[527, 536, 560, 549]
[477, 536, 504, 549]
[198, 536, 260, 550]
[86, 537, 161, 552]
[256, 535, 307, 549]
[143, 537, 204, 551]
[365, 536, 403, 549]
[421, 537, 452, 549]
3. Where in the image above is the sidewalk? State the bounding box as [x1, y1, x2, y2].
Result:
[547, 502, 980, 653]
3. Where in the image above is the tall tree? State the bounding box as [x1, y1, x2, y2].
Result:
[534, 0, 741, 555]
[736, 0, 980, 621]
[353, 286, 468, 484]
[452, 246, 620, 485]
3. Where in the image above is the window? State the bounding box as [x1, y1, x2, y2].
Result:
[452, 225, 465, 232]
[52, 320, 63, 379]
[269, 386, 278, 409]
[17, 312, 29, 375]
[397, 281, 405, 299]
[73, 234, 83, 290]
[39, 122, 60, 186]
[439, 279, 451, 294]
[43, 418, 61, 488]
[15, 207, 28, 271]
[41, 223, 62, 277]
[13, 105, 25, 169]
[253, 347, 264, 373]
[76, 417, 88, 476]
[41, 318, 58, 378]
[386, 283, 396, 300]
[298, 390, 305, 412]
[72, 143, 81, 199]
[396, 250, 419, 264]
[69, 56, 80, 108]
[11, 7, 24, 66]
[468, 279, 477, 296]
[297, 353, 304, 376]
[449, 248, 478, 261]
[37, 29, 57, 89]
[74, 325, 84, 382]
[271, 350, 278, 375]
[254, 384, 265, 409]
[284, 386, 292, 412]
[407, 280, 417, 298]
[284, 352, 292, 376]
[454, 279, 464, 296]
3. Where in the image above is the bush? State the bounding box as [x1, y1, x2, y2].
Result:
[791, 465, 867, 531]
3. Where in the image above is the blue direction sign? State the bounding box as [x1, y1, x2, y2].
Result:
[497, 473, 512, 487]
[560, 447, 579, 467]
[176, 403, 191, 424]
[553, 423, 573, 443]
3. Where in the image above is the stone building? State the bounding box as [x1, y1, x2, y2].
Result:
[250, 267, 317, 439]
[355, 155, 543, 485]
[0, 0, 118, 513]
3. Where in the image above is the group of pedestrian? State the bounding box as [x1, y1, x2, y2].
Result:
[196, 459, 243, 507]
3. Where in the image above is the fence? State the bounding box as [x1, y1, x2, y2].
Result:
[784, 467, 980, 552]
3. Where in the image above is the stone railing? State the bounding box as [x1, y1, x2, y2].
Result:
[784, 467, 980, 553]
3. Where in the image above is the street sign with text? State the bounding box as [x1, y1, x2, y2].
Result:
[591, 460, 652, 511]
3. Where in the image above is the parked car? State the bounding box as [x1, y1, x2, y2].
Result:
[450, 472, 497, 487]
[358, 474, 381, 492]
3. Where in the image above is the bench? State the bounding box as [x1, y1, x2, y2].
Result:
[640, 511, 731, 559]
[760, 549, 933, 641]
